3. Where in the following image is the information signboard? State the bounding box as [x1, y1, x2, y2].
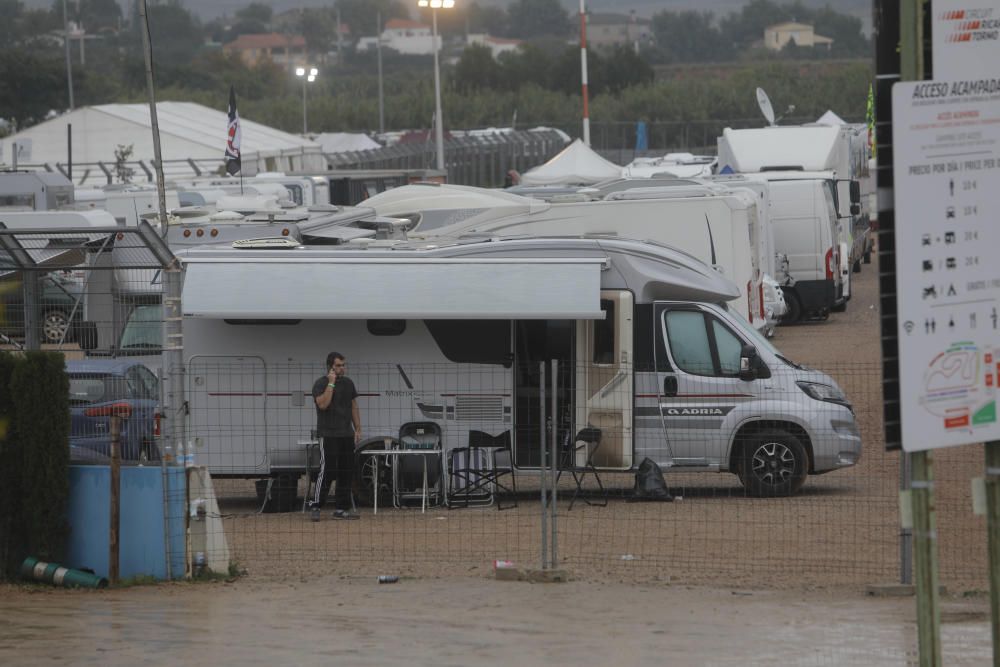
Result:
[892, 79, 1000, 451]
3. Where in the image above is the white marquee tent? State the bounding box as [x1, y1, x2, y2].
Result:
[313, 132, 381, 154]
[520, 138, 622, 186]
[1, 102, 324, 184]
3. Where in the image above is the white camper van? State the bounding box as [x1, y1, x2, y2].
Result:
[169, 237, 862, 498]
[743, 173, 842, 322]
[361, 183, 768, 333]
[717, 124, 870, 273]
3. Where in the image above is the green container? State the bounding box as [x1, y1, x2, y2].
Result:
[20, 556, 108, 589]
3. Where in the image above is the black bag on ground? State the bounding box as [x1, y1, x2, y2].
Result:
[628, 457, 673, 502]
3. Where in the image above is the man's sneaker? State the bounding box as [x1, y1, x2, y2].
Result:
[310, 506, 321, 522]
[333, 509, 360, 520]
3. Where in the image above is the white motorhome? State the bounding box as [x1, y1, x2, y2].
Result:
[173, 173, 329, 207]
[717, 124, 871, 273]
[167, 236, 862, 498]
[361, 183, 768, 333]
[743, 172, 842, 322]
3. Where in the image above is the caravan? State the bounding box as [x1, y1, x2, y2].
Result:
[172, 236, 862, 497]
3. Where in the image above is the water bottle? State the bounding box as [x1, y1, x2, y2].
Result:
[193, 552, 206, 577]
[377, 575, 399, 584]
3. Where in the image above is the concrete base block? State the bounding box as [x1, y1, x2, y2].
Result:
[494, 567, 526, 582]
[524, 568, 570, 583]
[866, 583, 948, 597]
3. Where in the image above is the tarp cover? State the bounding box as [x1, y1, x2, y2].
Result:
[181, 257, 605, 319]
[520, 139, 622, 186]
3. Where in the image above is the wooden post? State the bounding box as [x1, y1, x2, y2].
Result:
[109, 414, 121, 585]
[985, 441, 1000, 665]
[910, 450, 942, 666]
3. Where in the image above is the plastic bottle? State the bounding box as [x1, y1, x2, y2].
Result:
[377, 575, 399, 584]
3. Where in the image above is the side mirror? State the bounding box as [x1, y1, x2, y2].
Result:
[849, 180, 861, 205]
[850, 203, 861, 216]
[739, 344, 757, 381]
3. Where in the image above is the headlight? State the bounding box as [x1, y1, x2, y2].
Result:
[796, 381, 850, 407]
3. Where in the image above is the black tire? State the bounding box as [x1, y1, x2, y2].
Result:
[41, 309, 71, 344]
[863, 249, 872, 264]
[831, 300, 847, 313]
[852, 258, 862, 273]
[781, 290, 802, 324]
[738, 430, 809, 497]
[354, 441, 395, 507]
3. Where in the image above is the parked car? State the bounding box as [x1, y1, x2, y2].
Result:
[0, 267, 83, 344]
[67, 360, 160, 464]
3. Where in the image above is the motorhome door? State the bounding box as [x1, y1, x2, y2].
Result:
[574, 291, 633, 469]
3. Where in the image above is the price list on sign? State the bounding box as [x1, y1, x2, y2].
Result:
[892, 79, 1000, 452]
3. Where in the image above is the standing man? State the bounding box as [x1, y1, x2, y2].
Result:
[310, 351, 362, 521]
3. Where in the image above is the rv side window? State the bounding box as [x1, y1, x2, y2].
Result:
[367, 319, 406, 336]
[284, 184, 304, 205]
[664, 311, 714, 376]
[424, 320, 511, 366]
[593, 299, 615, 364]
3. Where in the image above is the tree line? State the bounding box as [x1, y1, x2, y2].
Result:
[0, 0, 871, 138]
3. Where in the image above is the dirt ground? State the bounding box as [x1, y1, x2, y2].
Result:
[0, 577, 991, 666]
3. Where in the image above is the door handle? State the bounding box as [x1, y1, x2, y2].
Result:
[663, 376, 678, 397]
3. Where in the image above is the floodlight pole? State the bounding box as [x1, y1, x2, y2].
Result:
[62, 0, 75, 110]
[377, 12, 385, 135]
[579, 0, 590, 146]
[431, 8, 445, 171]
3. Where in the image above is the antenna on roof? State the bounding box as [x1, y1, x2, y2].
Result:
[705, 214, 717, 266]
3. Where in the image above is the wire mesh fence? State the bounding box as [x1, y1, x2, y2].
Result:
[176, 355, 987, 592]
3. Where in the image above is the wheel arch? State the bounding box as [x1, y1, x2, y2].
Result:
[728, 419, 814, 474]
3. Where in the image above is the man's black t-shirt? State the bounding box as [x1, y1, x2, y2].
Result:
[312, 375, 359, 437]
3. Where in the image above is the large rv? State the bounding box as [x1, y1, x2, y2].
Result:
[169, 236, 862, 497]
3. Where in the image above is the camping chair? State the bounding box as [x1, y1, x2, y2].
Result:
[394, 422, 444, 508]
[447, 430, 517, 510]
[559, 426, 608, 510]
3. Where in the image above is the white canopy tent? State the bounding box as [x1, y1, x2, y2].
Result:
[313, 132, 381, 154]
[815, 110, 847, 126]
[520, 139, 622, 186]
[1, 102, 324, 183]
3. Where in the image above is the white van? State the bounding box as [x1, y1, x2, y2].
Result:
[744, 173, 842, 322]
[165, 236, 862, 497]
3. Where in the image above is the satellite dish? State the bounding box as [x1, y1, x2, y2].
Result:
[756, 87, 776, 126]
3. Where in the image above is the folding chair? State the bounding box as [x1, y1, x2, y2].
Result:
[394, 422, 444, 508]
[447, 430, 517, 510]
[559, 426, 608, 510]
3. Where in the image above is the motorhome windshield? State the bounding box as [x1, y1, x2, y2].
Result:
[722, 303, 780, 358]
[119, 305, 162, 350]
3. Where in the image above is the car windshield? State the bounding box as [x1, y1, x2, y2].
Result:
[119, 305, 162, 349]
[68, 375, 127, 404]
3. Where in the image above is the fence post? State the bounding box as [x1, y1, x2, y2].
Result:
[539, 361, 547, 570]
[22, 271, 40, 351]
[910, 450, 942, 666]
[109, 414, 121, 585]
[550, 359, 558, 569]
[985, 441, 1000, 663]
[901, 452, 913, 584]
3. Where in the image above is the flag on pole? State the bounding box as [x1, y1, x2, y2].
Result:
[225, 86, 242, 175]
[866, 83, 876, 158]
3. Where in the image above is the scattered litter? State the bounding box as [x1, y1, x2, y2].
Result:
[377, 575, 399, 584]
[494, 559, 515, 570]
[435, 516, 446, 520]
[620, 554, 637, 561]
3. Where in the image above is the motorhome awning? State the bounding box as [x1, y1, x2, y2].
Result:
[181, 258, 606, 319]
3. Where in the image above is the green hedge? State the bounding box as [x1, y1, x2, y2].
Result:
[0, 351, 70, 580]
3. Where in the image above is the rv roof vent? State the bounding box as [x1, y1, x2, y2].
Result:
[232, 237, 301, 249]
[307, 204, 341, 213]
[548, 193, 593, 203]
[209, 210, 245, 222]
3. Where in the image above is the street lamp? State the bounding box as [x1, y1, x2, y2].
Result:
[295, 66, 318, 135]
[417, 0, 454, 172]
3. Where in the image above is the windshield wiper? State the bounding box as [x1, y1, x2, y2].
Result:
[777, 354, 804, 370]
